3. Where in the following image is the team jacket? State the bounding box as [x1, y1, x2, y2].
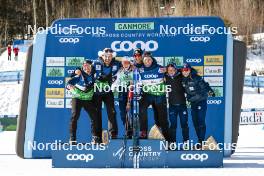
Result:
[165, 72, 186, 105]
[182, 70, 213, 103]
[66, 69, 94, 100]
[112, 66, 133, 91]
[93, 57, 121, 94]
[138, 60, 166, 96]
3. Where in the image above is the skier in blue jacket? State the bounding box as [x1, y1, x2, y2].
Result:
[93, 48, 121, 139]
[138, 51, 170, 141]
[181, 63, 215, 145]
[132, 48, 160, 128]
[67, 59, 101, 144]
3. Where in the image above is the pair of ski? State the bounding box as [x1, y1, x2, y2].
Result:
[121, 68, 140, 168]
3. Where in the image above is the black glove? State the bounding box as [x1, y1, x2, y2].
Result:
[98, 74, 111, 82]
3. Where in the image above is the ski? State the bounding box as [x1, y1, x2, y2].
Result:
[132, 68, 140, 168]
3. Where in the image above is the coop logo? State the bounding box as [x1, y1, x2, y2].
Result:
[45, 98, 64, 108]
[180, 153, 208, 162]
[59, 37, 80, 44]
[66, 154, 94, 163]
[67, 70, 75, 74]
[207, 100, 222, 105]
[186, 58, 202, 63]
[47, 80, 64, 85]
[144, 74, 158, 79]
[111, 40, 158, 52]
[190, 36, 210, 43]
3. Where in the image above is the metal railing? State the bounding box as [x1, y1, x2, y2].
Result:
[244, 75, 264, 88]
[0, 70, 24, 83]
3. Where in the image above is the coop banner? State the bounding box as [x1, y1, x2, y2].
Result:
[24, 17, 227, 167]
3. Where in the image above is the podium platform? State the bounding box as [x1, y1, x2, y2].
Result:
[52, 140, 223, 168]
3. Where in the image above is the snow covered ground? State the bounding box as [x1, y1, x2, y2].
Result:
[0, 125, 263, 175]
[0, 45, 27, 115]
[242, 87, 264, 109]
[0, 82, 23, 115]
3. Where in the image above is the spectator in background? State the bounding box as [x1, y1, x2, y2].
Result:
[251, 70, 257, 88]
[7, 45, 12, 61]
[13, 45, 19, 61]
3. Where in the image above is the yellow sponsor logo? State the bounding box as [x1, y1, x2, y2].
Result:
[192, 66, 204, 76]
[204, 55, 223, 65]
[45, 88, 65, 98]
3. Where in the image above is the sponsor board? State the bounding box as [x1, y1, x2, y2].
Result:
[113, 145, 162, 162]
[192, 66, 204, 76]
[66, 57, 85, 67]
[111, 40, 158, 52]
[185, 58, 202, 64]
[46, 67, 65, 77]
[180, 153, 209, 162]
[207, 99, 222, 105]
[154, 57, 164, 66]
[45, 88, 65, 98]
[115, 22, 154, 30]
[164, 56, 184, 66]
[240, 111, 264, 125]
[204, 66, 223, 76]
[190, 36, 210, 43]
[45, 98, 64, 108]
[65, 89, 73, 98]
[211, 87, 224, 97]
[47, 80, 64, 85]
[204, 77, 223, 86]
[204, 55, 223, 65]
[66, 69, 75, 75]
[59, 37, 80, 44]
[66, 99, 72, 108]
[65, 77, 71, 84]
[46, 57, 65, 66]
[66, 154, 94, 162]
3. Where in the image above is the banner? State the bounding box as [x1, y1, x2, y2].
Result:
[21, 17, 228, 167]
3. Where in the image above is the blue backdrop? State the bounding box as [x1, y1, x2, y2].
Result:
[29, 17, 227, 158]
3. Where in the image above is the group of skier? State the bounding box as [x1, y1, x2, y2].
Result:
[66, 47, 215, 146]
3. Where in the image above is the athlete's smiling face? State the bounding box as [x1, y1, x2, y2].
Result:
[167, 66, 176, 76]
[102, 53, 113, 65]
[134, 54, 142, 64]
[82, 63, 92, 74]
[182, 69, 191, 77]
[122, 60, 130, 69]
[143, 56, 153, 67]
